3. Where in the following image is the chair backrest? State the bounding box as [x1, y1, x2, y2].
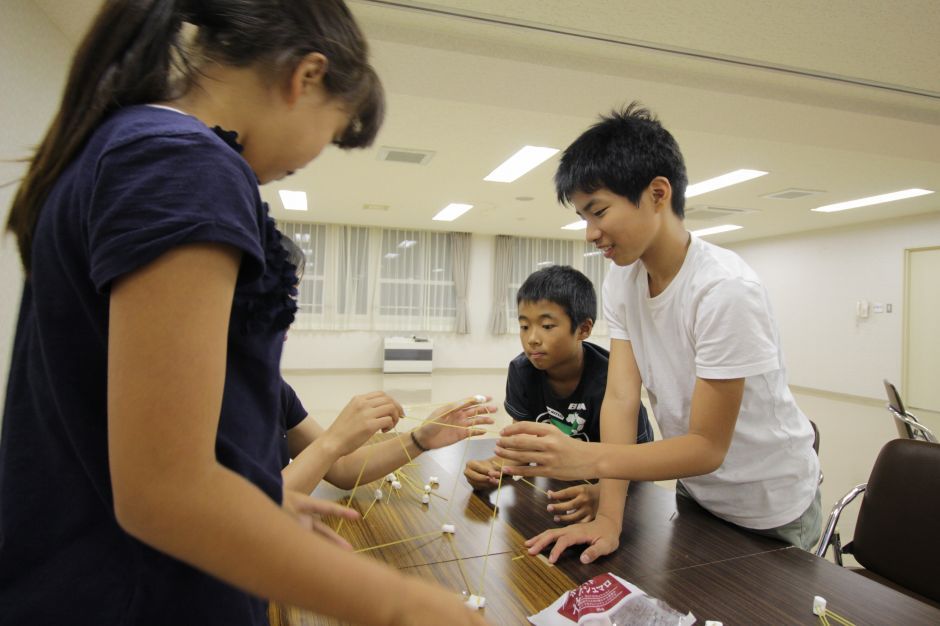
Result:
[851, 439, 940, 603]
[883, 379, 937, 442]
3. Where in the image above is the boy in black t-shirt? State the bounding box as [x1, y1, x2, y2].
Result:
[464, 265, 652, 523]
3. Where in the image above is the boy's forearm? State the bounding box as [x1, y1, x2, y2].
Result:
[595, 433, 726, 481]
[594, 395, 637, 531]
[118, 463, 410, 624]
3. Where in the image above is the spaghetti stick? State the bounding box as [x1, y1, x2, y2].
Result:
[354, 530, 441, 554]
[477, 463, 505, 596]
[519, 477, 550, 496]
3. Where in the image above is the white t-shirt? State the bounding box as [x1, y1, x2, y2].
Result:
[603, 235, 819, 529]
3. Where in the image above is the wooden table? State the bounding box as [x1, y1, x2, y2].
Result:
[271, 439, 940, 625]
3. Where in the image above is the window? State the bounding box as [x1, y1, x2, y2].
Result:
[494, 235, 611, 335]
[276, 221, 461, 332]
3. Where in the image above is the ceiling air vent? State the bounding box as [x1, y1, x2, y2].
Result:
[685, 205, 755, 221]
[761, 188, 824, 200]
[377, 147, 435, 165]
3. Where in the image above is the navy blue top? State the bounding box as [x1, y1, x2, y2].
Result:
[504, 341, 654, 444]
[279, 380, 309, 466]
[0, 106, 298, 625]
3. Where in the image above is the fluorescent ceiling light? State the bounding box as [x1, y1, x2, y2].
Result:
[690, 224, 743, 237]
[583, 251, 603, 257]
[484, 146, 559, 183]
[536, 261, 554, 267]
[398, 240, 417, 248]
[562, 220, 587, 230]
[278, 189, 308, 211]
[685, 169, 768, 198]
[384, 252, 400, 259]
[811, 188, 934, 213]
[433, 203, 473, 221]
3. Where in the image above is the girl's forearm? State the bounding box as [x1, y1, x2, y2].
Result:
[328, 433, 424, 489]
[282, 433, 343, 494]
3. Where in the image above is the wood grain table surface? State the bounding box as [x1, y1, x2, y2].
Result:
[271, 438, 940, 625]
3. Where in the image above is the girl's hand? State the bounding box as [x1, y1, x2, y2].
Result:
[463, 456, 502, 490]
[325, 391, 404, 457]
[281, 490, 358, 550]
[494, 421, 597, 481]
[412, 396, 496, 451]
[546, 483, 599, 523]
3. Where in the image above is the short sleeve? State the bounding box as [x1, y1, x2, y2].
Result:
[694, 278, 779, 379]
[603, 270, 629, 341]
[503, 357, 531, 421]
[280, 380, 308, 430]
[87, 132, 265, 292]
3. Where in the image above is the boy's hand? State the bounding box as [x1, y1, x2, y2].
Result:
[463, 456, 502, 490]
[324, 391, 404, 457]
[495, 421, 597, 481]
[524, 515, 620, 565]
[414, 396, 496, 451]
[547, 483, 599, 523]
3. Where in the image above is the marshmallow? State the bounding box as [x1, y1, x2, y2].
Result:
[421, 494, 430, 504]
[512, 475, 523, 481]
[374, 489, 383, 499]
[705, 622, 723, 626]
[813, 596, 827, 616]
[385, 473, 395, 482]
[391, 480, 402, 490]
[424, 484, 432, 492]
[441, 523, 456, 534]
[473, 394, 486, 404]
[428, 476, 440, 485]
[464, 595, 486, 609]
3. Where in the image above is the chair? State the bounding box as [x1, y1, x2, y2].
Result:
[883, 379, 937, 443]
[816, 438, 940, 604]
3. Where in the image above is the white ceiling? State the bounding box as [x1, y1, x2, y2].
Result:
[33, 0, 940, 245]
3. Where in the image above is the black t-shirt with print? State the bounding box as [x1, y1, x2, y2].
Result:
[504, 341, 653, 443]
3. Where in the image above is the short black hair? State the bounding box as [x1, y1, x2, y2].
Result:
[555, 101, 688, 218]
[517, 265, 596, 333]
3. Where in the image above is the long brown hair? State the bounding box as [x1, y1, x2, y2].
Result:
[7, 0, 384, 272]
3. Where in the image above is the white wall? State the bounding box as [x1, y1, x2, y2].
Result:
[0, 1, 73, 411]
[728, 210, 940, 401]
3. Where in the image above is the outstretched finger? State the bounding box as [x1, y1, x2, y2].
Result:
[524, 527, 565, 553]
[292, 494, 360, 520]
[496, 433, 547, 452]
[548, 532, 586, 564]
[555, 508, 592, 524]
[580, 536, 617, 564]
[500, 421, 558, 437]
[310, 519, 353, 550]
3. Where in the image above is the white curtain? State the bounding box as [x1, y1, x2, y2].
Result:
[489, 235, 513, 335]
[493, 235, 612, 335]
[451, 232, 471, 334]
[278, 221, 458, 332]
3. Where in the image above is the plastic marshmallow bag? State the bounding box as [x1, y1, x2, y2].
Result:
[529, 572, 695, 626]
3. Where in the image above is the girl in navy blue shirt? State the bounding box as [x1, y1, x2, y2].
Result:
[0, 2, 487, 625]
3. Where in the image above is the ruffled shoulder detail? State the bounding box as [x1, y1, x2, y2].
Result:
[233, 203, 299, 335]
[210, 125, 245, 154]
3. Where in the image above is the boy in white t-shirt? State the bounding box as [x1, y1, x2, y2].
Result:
[495, 103, 821, 563]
